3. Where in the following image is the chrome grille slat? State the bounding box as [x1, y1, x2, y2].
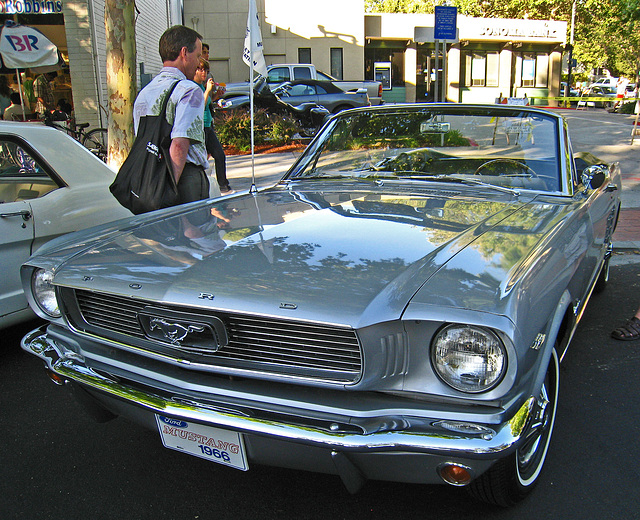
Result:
[221, 343, 361, 368]
[228, 331, 360, 354]
[70, 289, 362, 383]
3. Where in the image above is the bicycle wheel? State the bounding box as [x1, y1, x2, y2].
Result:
[82, 128, 108, 161]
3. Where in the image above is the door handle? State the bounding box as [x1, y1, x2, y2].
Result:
[0, 210, 32, 221]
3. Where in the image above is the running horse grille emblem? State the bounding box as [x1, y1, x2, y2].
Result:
[149, 317, 206, 345]
[137, 308, 229, 353]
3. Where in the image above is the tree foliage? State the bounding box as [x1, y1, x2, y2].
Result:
[365, 0, 640, 80]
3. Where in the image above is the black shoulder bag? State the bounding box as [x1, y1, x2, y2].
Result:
[110, 81, 181, 215]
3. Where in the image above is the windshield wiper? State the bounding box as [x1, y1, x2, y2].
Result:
[286, 174, 385, 187]
[394, 173, 521, 197]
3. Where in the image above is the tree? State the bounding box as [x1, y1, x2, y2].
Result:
[574, 0, 640, 79]
[105, 0, 137, 169]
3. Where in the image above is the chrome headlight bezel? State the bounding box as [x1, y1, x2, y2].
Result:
[31, 268, 61, 318]
[431, 324, 507, 394]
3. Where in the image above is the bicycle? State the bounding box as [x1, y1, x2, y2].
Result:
[43, 112, 108, 161]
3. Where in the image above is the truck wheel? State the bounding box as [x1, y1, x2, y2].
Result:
[332, 105, 352, 113]
[468, 348, 559, 506]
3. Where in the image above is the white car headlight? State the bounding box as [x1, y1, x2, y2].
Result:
[431, 325, 506, 393]
[31, 268, 61, 318]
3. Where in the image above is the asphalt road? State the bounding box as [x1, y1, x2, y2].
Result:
[1, 255, 639, 519]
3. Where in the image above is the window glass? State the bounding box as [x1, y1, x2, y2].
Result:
[289, 84, 315, 96]
[522, 54, 536, 87]
[471, 53, 486, 86]
[0, 140, 57, 203]
[330, 48, 343, 80]
[268, 67, 290, 83]
[486, 52, 499, 87]
[298, 48, 311, 64]
[463, 51, 499, 87]
[536, 54, 549, 88]
[293, 66, 312, 80]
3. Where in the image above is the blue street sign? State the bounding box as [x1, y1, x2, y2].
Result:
[434, 6, 457, 40]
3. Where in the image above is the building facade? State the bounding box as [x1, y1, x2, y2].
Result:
[183, 0, 367, 86]
[366, 13, 567, 105]
[192, 1, 567, 106]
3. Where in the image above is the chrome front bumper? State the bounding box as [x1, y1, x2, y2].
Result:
[22, 325, 534, 483]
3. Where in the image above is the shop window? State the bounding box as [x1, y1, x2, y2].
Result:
[516, 53, 549, 88]
[331, 48, 343, 80]
[522, 54, 536, 87]
[298, 48, 311, 64]
[536, 54, 549, 88]
[463, 51, 499, 87]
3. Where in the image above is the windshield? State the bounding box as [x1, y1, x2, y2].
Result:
[288, 106, 562, 193]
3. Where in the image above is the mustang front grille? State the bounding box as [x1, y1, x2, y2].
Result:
[67, 289, 362, 383]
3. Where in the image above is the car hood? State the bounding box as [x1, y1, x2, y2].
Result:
[49, 185, 564, 328]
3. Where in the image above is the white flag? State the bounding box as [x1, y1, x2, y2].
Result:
[242, 0, 268, 78]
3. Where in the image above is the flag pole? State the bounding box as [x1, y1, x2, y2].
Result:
[249, 0, 257, 194]
[243, 0, 267, 193]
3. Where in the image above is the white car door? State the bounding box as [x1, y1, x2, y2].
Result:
[0, 139, 59, 323]
[0, 199, 34, 319]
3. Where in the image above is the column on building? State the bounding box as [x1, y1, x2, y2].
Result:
[404, 44, 417, 103]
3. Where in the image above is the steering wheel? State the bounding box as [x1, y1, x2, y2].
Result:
[474, 158, 538, 178]
[387, 150, 433, 173]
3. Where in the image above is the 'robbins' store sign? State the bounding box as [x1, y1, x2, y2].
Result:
[0, 0, 63, 14]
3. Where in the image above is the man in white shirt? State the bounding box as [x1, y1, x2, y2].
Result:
[133, 25, 209, 205]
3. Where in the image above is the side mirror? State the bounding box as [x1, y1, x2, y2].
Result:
[581, 165, 607, 190]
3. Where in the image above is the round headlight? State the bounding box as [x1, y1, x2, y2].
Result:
[431, 325, 506, 393]
[31, 268, 61, 318]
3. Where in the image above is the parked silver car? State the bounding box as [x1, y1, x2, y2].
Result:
[272, 79, 370, 113]
[0, 122, 132, 328]
[21, 104, 620, 506]
[579, 85, 618, 108]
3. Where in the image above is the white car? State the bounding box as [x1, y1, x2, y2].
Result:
[590, 77, 617, 88]
[0, 122, 132, 328]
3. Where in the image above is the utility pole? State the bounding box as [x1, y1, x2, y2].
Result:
[565, 0, 576, 106]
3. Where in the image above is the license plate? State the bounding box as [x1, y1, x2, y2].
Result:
[155, 415, 248, 471]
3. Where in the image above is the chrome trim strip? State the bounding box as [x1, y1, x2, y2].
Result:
[22, 326, 534, 459]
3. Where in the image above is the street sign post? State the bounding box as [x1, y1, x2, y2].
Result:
[434, 6, 457, 41]
[434, 6, 457, 102]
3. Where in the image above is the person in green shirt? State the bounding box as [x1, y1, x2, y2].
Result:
[194, 57, 233, 194]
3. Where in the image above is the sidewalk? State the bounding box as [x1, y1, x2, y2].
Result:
[221, 137, 640, 251]
[223, 152, 299, 193]
[613, 208, 640, 250]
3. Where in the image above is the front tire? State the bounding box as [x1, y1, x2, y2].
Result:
[468, 348, 559, 506]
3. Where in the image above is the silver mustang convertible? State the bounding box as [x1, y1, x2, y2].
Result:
[21, 105, 620, 506]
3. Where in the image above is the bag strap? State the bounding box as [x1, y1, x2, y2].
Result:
[159, 80, 181, 123]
